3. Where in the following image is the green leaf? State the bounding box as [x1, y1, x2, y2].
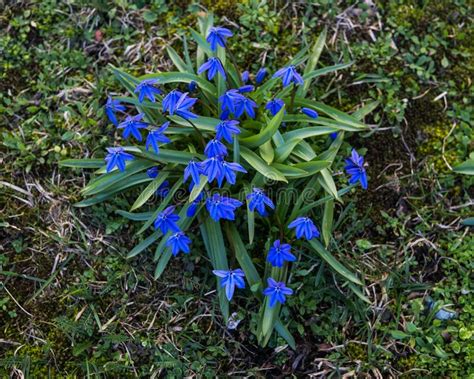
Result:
[59, 159, 104, 169]
[127, 230, 160, 258]
[123, 146, 203, 165]
[390, 330, 410, 340]
[319, 169, 339, 200]
[453, 159, 474, 175]
[259, 140, 275, 164]
[166, 46, 193, 73]
[275, 138, 302, 162]
[352, 100, 380, 120]
[322, 198, 334, 247]
[299, 26, 327, 97]
[169, 115, 218, 132]
[282, 124, 338, 139]
[303, 61, 353, 81]
[116, 210, 153, 221]
[275, 320, 296, 349]
[307, 239, 362, 285]
[240, 146, 288, 182]
[239, 107, 285, 148]
[200, 217, 229, 322]
[130, 172, 169, 211]
[189, 175, 207, 202]
[283, 114, 363, 132]
[190, 28, 213, 56]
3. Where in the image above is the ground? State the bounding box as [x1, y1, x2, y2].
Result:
[1, 1, 473, 377]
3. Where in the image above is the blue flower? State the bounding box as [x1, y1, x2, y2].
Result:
[104, 147, 134, 172]
[147, 166, 159, 178]
[166, 231, 191, 256]
[219, 160, 247, 187]
[265, 98, 285, 116]
[234, 96, 257, 119]
[186, 192, 204, 218]
[174, 92, 198, 120]
[220, 109, 231, 120]
[267, 240, 296, 267]
[184, 160, 203, 187]
[215, 119, 240, 143]
[162, 89, 183, 114]
[219, 89, 245, 114]
[301, 107, 318, 119]
[241, 70, 250, 84]
[206, 26, 233, 51]
[202, 156, 224, 184]
[246, 188, 274, 216]
[154, 206, 180, 234]
[330, 132, 338, 140]
[238, 85, 254, 93]
[213, 269, 245, 301]
[145, 121, 171, 153]
[156, 180, 169, 198]
[255, 68, 267, 84]
[117, 114, 148, 141]
[288, 217, 320, 240]
[198, 57, 226, 80]
[344, 149, 368, 189]
[206, 193, 242, 221]
[204, 139, 228, 158]
[273, 65, 304, 87]
[134, 79, 162, 103]
[105, 97, 126, 126]
[263, 278, 293, 308]
[188, 80, 197, 92]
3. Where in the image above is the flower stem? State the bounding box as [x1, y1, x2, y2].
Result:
[179, 115, 206, 149]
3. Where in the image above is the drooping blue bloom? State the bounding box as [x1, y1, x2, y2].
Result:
[219, 160, 247, 187]
[147, 166, 159, 178]
[104, 147, 134, 172]
[156, 180, 170, 198]
[220, 110, 231, 120]
[204, 139, 228, 158]
[206, 26, 233, 51]
[198, 57, 226, 80]
[134, 79, 162, 103]
[301, 107, 318, 119]
[288, 217, 320, 240]
[330, 132, 338, 140]
[202, 156, 224, 184]
[206, 193, 242, 221]
[166, 231, 191, 256]
[273, 65, 304, 87]
[255, 68, 267, 84]
[154, 206, 180, 234]
[188, 80, 197, 92]
[263, 278, 293, 307]
[344, 149, 368, 189]
[174, 92, 198, 120]
[145, 121, 171, 153]
[105, 97, 126, 126]
[186, 192, 204, 218]
[213, 269, 245, 301]
[215, 119, 240, 143]
[265, 98, 285, 116]
[117, 114, 148, 141]
[238, 85, 254, 93]
[219, 89, 245, 114]
[162, 89, 183, 114]
[234, 96, 257, 119]
[184, 160, 203, 187]
[267, 240, 296, 267]
[246, 188, 274, 216]
[241, 70, 250, 84]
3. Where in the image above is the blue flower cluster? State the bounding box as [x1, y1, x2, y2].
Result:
[102, 24, 369, 309]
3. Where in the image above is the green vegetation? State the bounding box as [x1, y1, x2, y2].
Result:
[1, 0, 472, 377]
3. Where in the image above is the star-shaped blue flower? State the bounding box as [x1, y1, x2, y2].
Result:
[117, 114, 148, 141]
[263, 278, 293, 308]
[202, 156, 224, 184]
[267, 240, 296, 267]
[265, 98, 285, 116]
[234, 96, 257, 119]
[206, 193, 242, 221]
[174, 92, 198, 120]
[104, 147, 134, 173]
[213, 269, 245, 301]
[146, 121, 171, 154]
[273, 65, 304, 87]
[154, 206, 180, 234]
[288, 217, 320, 240]
[184, 160, 203, 187]
[147, 166, 159, 178]
[246, 188, 274, 216]
[156, 180, 169, 198]
[215, 119, 240, 143]
[198, 57, 226, 80]
[105, 97, 126, 126]
[255, 68, 267, 84]
[186, 192, 204, 218]
[219, 161, 247, 187]
[166, 231, 191, 256]
[345, 149, 368, 190]
[162, 89, 184, 114]
[134, 79, 162, 103]
[204, 139, 228, 158]
[219, 89, 245, 114]
[206, 26, 233, 51]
